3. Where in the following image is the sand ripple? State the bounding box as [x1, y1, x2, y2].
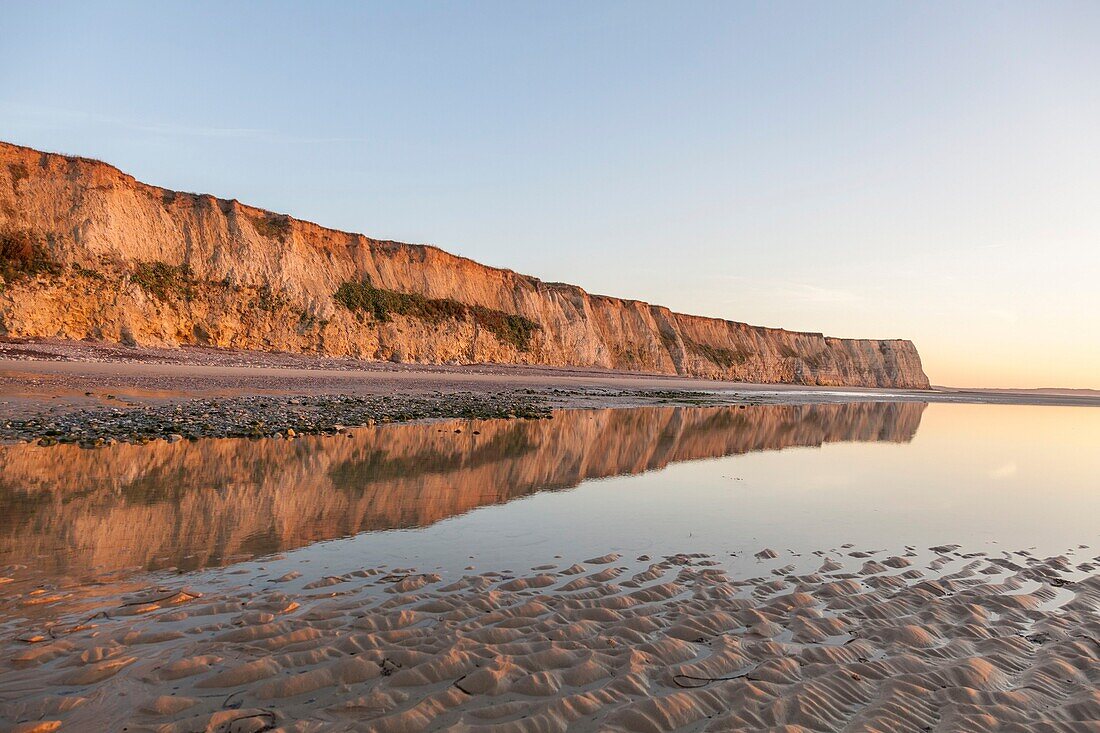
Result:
[1, 547, 1097, 731]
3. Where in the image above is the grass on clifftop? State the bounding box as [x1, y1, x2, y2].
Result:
[334, 276, 541, 352]
[0, 228, 60, 284]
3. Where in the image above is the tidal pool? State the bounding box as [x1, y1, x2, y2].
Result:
[1, 401, 1096, 592]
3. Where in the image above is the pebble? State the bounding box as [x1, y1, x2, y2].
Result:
[0, 393, 553, 447]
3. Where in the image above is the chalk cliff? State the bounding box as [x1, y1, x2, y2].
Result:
[0, 142, 929, 387]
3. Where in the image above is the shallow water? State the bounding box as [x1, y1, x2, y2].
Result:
[1, 401, 1098, 733]
[1, 401, 1096, 595]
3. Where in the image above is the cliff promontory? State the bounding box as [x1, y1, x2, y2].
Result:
[0, 142, 929, 387]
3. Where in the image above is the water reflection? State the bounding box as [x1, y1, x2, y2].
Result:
[0, 402, 924, 580]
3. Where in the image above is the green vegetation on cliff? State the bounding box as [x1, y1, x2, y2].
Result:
[0, 228, 59, 285]
[247, 213, 292, 241]
[334, 276, 541, 352]
[131, 261, 196, 301]
[686, 339, 751, 368]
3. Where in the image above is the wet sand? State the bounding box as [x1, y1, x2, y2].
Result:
[0, 545, 1096, 732]
[1, 341, 1097, 440]
[3, 339, 1100, 407]
[1, 345, 1097, 731]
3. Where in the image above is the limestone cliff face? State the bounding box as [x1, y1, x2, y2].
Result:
[0, 402, 927, 579]
[0, 142, 929, 387]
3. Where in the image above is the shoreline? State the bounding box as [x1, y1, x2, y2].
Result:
[2, 339, 1096, 406]
[1, 347, 1096, 731]
[0, 341, 1096, 447]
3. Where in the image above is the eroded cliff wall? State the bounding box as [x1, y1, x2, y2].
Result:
[0, 142, 929, 387]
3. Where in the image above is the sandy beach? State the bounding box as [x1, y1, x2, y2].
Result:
[1, 340, 1097, 447]
[1, 543, 1097, 732]
[1, 344, 1098, 731]
[3, 340, 1098, 407]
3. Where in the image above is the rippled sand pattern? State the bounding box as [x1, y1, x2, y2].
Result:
[2, 546, 1097, 732]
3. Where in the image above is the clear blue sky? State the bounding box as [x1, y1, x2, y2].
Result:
[3, 1, 1098, 388]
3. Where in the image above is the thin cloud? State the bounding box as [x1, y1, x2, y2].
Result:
[772, 282, 862, 304]
[1, 102, 364, 144]
[714, 277, 863, 306]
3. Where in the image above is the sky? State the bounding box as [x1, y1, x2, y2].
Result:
[2, 1, 1098, 389]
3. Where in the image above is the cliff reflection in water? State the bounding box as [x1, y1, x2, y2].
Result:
[0, 402, 925, 579]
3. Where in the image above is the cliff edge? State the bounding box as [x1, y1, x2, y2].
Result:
[0, 141, 929, 388]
